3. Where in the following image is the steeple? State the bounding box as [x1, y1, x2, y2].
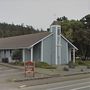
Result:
[50, 21, 61, 65]
[51, 20, 60, 25]
[50, 21, 61, 35]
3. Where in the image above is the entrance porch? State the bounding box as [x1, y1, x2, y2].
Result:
[0, 42, 42, 63]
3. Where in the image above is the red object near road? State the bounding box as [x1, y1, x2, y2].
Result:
[24, 61, 35, 77]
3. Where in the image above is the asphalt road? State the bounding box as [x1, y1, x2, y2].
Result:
[21, 78, 90, 90]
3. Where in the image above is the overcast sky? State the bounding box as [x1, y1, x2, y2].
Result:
[0, 0, 89, 30]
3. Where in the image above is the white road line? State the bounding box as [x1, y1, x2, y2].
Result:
[71, 85, 90, 90]
[46, 81, 90, 90]
[19, 85, 27, 88]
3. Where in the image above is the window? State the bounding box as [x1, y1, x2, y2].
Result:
[10, 50, 12, 54]
[10, 50, 12, 56]
[4, 50, 6, 55]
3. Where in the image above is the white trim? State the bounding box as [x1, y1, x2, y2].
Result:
[50, 25, 61, 28]
[29, 33, 53, 48]
[41, 41, 43, 62]
[61, 34, 78, 50]
[31, 47, 33, 62]
[22, 49, 25, 62]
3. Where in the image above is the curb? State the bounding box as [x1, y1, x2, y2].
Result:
[13, 76, 53, 82]
[13, 72, 90, 82]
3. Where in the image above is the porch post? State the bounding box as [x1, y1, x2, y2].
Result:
[22, 49, 25, 62]
[31, 47, 33, 62]
[73, 48, 75, 63]
[41, 41, 43, 62]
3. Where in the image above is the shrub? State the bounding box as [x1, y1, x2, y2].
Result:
[68, 61, 75, 68]
[87, 65, 90, 69]
[35, 62, 49, 67]
[12, 50, 22, 61]
[63, 67, 69, 71]
[10, 61, 24, 66]
[77, 60, 85, 65]
[81, 69, 84, 72]
[44, 65, 56, 69]
[35, 62, 56, 69]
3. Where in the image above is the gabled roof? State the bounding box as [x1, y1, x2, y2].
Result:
[0, 31, 78, 50]
[0, 32, 51, 49]
[61, 34, 78, 50]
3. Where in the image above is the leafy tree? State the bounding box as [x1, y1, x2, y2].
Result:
[57, 16, 68, 22]
[0, 22, 40, 38]
[56, 15, 90, 60]
[80, 14, 90, 29]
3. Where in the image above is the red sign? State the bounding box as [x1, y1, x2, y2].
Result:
[24, 61, 35, 77]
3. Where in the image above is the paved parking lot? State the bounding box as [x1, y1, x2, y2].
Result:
[0, 64, 24, 90]
[0, 65, 23, 80]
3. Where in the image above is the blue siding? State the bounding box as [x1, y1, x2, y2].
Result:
[51, 27, 57, 64]
[51, 34, 56, 64]
[57, 36, 61, 64]
[25, 49, 31, 61]
[33, 42, 41, 62]
[61, 37, 68, 64]
[43, 35, 55, 64]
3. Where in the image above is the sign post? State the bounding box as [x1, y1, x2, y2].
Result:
[24, 61, 35, 77]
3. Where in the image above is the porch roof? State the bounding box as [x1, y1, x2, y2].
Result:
[0, 32, 50, 49]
